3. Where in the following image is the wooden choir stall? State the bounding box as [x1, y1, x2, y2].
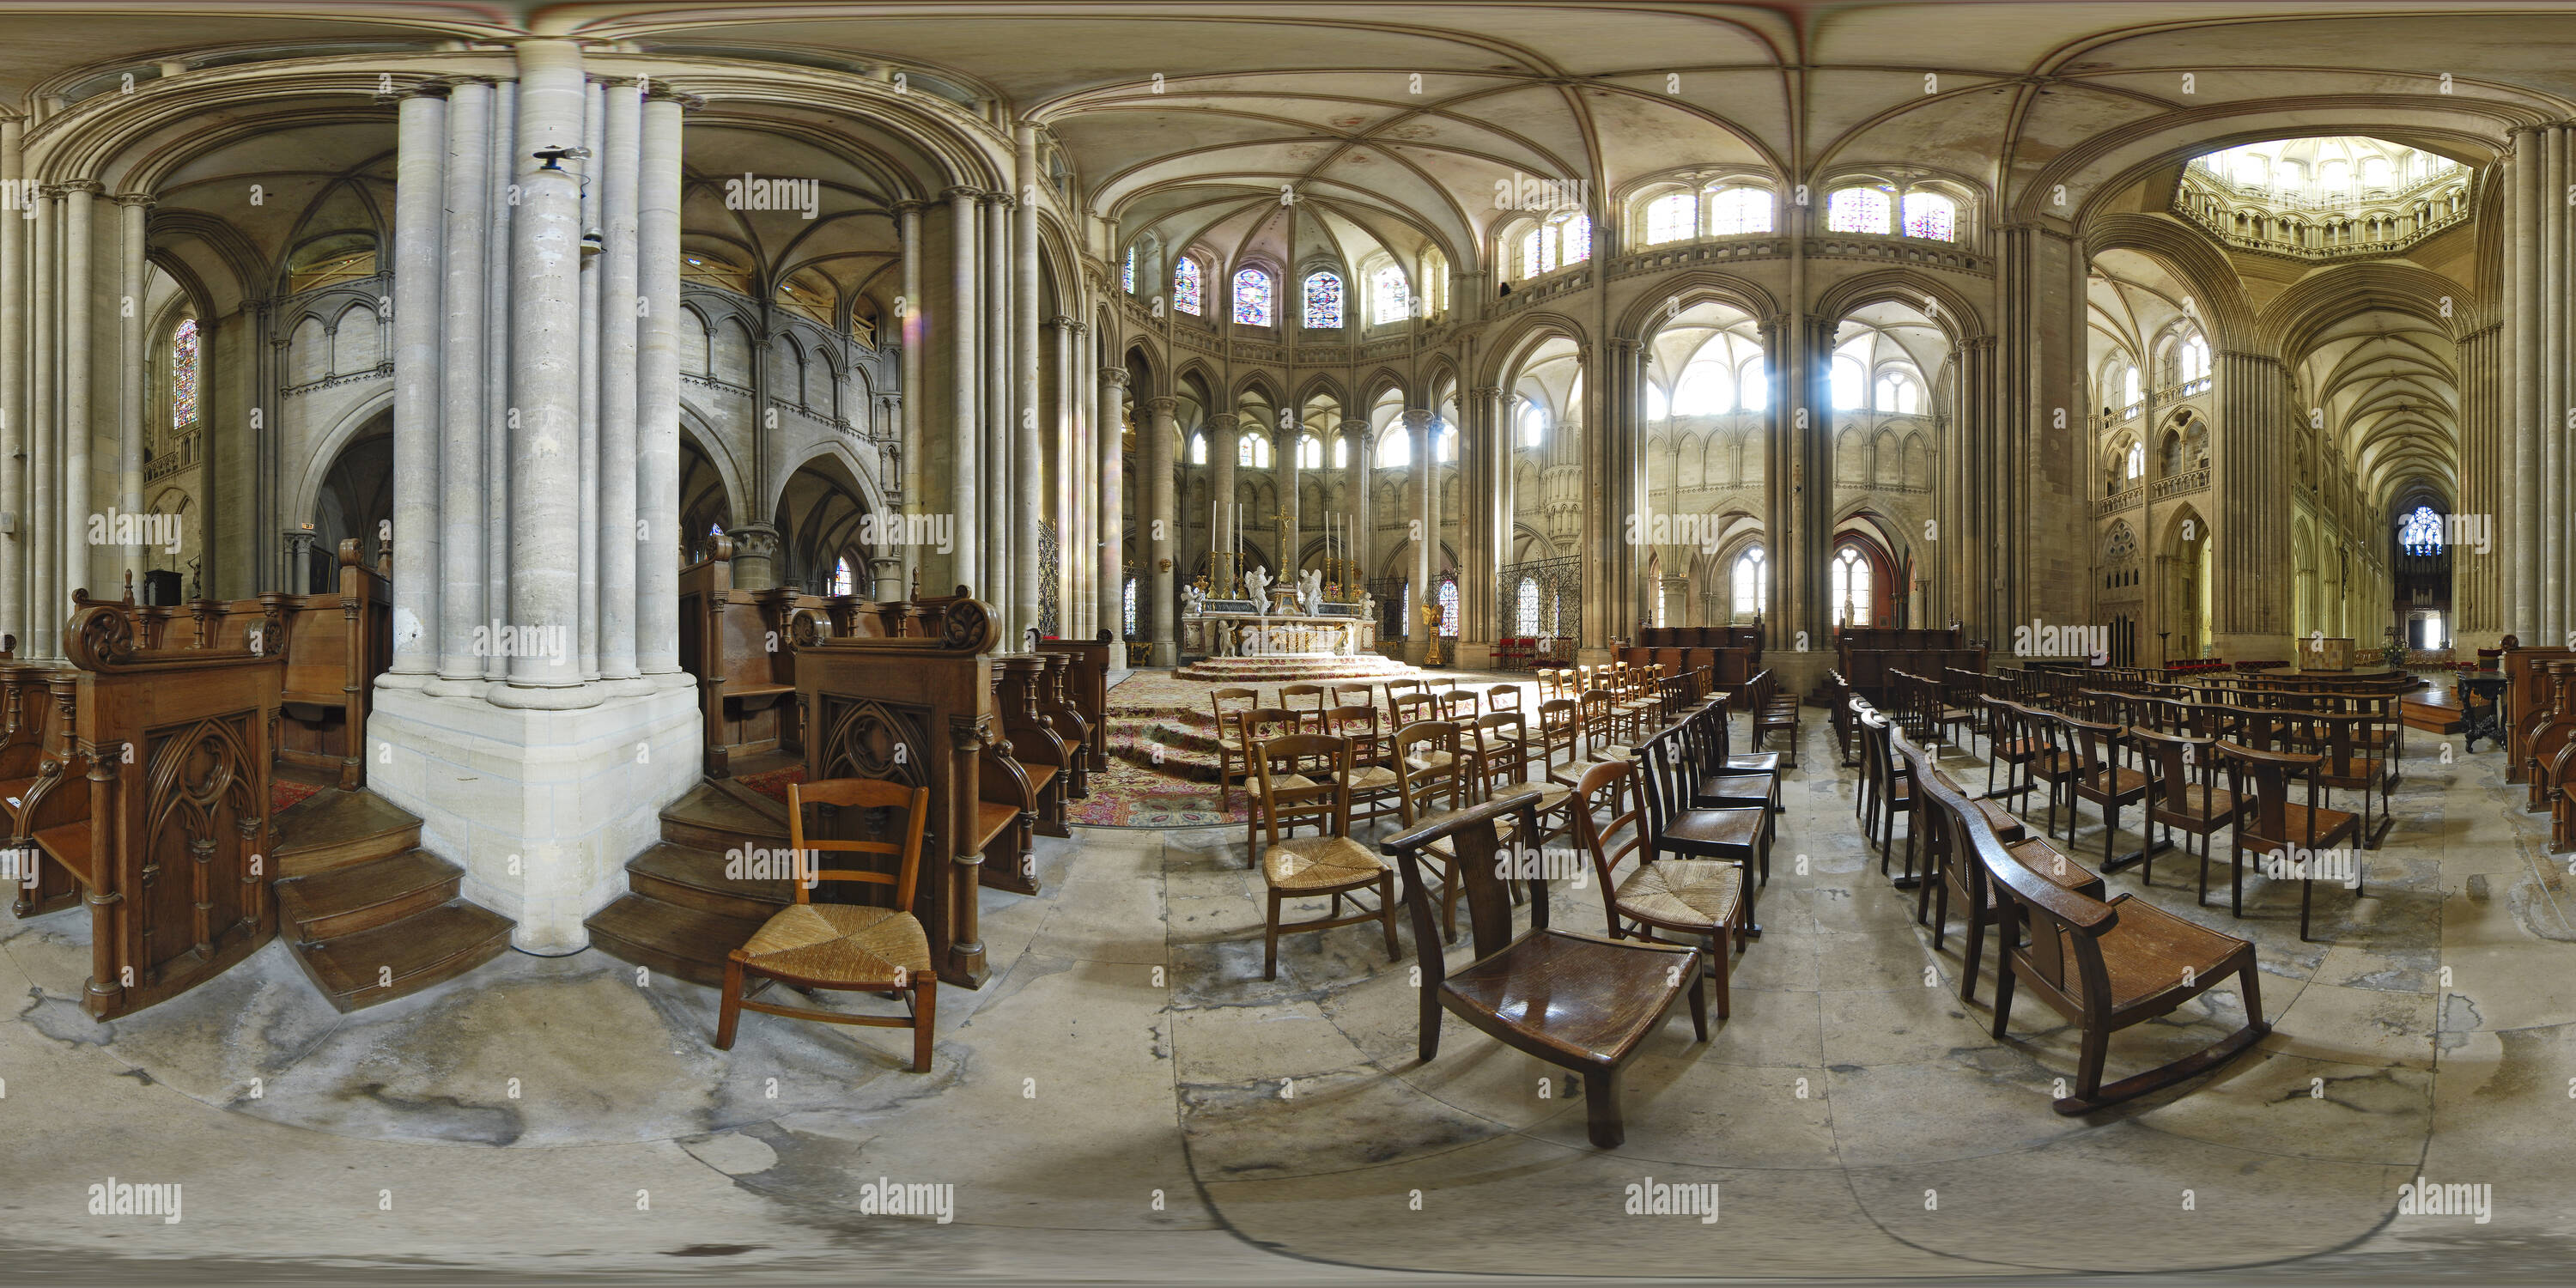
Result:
[1836, 627, 1988, 704]
[1615, 627, 1764, 696]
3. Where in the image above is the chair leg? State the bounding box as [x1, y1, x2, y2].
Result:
[1689, 965, 1711, 1036]
[714, 953, 745, 1049]
[2074, 1021, 2111, 1105]
[1377, 872, 1402, 960]
[2102, 799, 2118, 872]
[1990, 952, 2017, 1036]
[1583, 1068, 1624, 1148]
[2299, 878, 2312, 942]
[1709, 930, 1730, 1022]
[1263, 890, 1283, 981]
[1959, 901, 1984, 1005]
[911, 977, 937, 1073]
[2195, 829, 2212, 907]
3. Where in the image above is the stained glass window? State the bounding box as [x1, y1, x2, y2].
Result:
[1173, 257, 1202, 315]
[1437, 577, 1459, 637]
[1559, 214, 1591, 264]
[171, 319, 200, 428]
[831, 557, 854, 595]
[1231, 268, 1273, 325]
[1644, 191, 1695, 245]
[1303, 271, 1343, 328]
[1121, 246, 1135, 293]
[1708, 186, 1772, 234]
[1122, 576, 1137, 637]
[1372, 264, 1410, 325]
[1517, 578, 1540, 635]
[1826, 187, 1892, 234]
[1519, 228, 1545, 279]
[2400, 505, 2443, 556]
[1901, 191, 1956, 240]
[1297, 435, 1321, 469]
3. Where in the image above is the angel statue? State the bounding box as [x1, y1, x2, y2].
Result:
[1242, 565, 1272, 615]
[1183, 580, 1206, 617]
[1298, 568, 1324, 616]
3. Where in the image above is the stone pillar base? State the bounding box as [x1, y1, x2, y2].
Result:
[367, 683, 702, 954]
[2212, 633, 2297, 665]
[1455, 641, 1494, 670]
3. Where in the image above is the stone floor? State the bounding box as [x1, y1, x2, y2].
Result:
[4, 696, 2573, 1283]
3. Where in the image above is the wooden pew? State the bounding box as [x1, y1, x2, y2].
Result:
[2, 663, 78, 918]
[2506, 646, 2576, 783]
[994, 655, 1070, 836]
[2524, 661, 2576, 829]
[793, 588, 1040, 987]
[35, 604, 282, 1021]
[1037, 633, 1111, 769]
[679, 538, 802, 777]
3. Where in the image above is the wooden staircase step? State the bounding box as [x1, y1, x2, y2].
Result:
[291, 899, 513, 1012]
[272, 789, 424, 877]
[659, 780, 789, 852]
[276, 849, 465, 942]
[624, 841, 795, 920]
[585, 893, 766, 989]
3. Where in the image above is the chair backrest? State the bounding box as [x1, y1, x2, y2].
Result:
[1570, 759, 1646, 890]
[1326, 702, 1382, 746]
[1577, 690, 1620, 753]
[2215, 738, 2327, 849]
[1473, 710, 1532, 785]
[2062, 712, 2125, 780]
[1918, 769, 2114, 1005]
[1330, 683, 1378, 710]
[2127, 726, 2209, 816]
[1252, 732, 1352, 843]
[1280, 683, 1327, 713]
[1382, 790, 1551, 968]
[1236, 707, 1303, 749]
[1487, 684, 1524, 714]
[1434, 687, 1478, 722]
[1631, 726, 1687, 844]
[786, 777, 932, 910]
[1212, 687, 1260, 739]
[1391, 719, 1463, 821]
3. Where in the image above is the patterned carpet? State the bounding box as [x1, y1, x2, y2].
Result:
[271, 780, 322, 815]
[736, 765, 807, 805]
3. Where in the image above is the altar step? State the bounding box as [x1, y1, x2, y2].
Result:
[274, 842, 514, 1012]
[1176, 653, 1416, 683]
[271, 787, 426, 878]
[584, 781, 798, 988]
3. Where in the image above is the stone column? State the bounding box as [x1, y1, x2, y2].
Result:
[495, 39, 591, 706]
[596, 78, 642, 688]
[2543, 125, 2566, 642]
[1207, 410, 1238, 592]
[61, 181, 96, 615]
[1274, 416, 1300, 578]
[945, 185, 979, 595]
[0, 115, 21, 653]
[386, 86, 447, 685]
[1097, 366, 1128, 636]
[115, 193, 150, 580]
[29, 186, 52, 659]
[2212, 349, 2293, 658]
[434, 79, 491, 688]
[484, 78, 519, 681]
[1342, 418, 1370, 593]
[985, 191, 1012, 623]
[1014, 126, 1043, 639]
[2456, 322, 2504, 647]
[1404, 407, 1437, 663]
[1598, 338, 1647, 657]
[637, 87, 686, 685]
[1661, 574, 1692, 630]
[896, 199, 923, 587]
[576, 77, 604, 682]
[1145, 396, 1179, 664]
[1459, 385, 1509, 665]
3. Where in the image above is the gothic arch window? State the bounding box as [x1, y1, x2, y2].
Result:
[1238, 434, 1271, 468]
[1370, 262, 1411, 325]
[1437, 576, 1459, 637]
[2400, 505, 2443, 556]
[1733, 546, 1767, 618]
[1738, 358, 1769, 411]
[1644, 191, 1696, 245]
[1707, 185, 1772, 235]
[1297, 434, 1322, 469]
[1675, 360, 1733, 416]
[1901, 191, 1956, 241]
[830, 557, 855, 596]
[1189, 434, 1207, 465]
[1516, 577, 1540, 635]
[2126, 442, 2145, 481]
[171, 318, 201, 428]
[1829, 543, 1874, 628]
[1517, 399, 1548, 448]
[1121, 246, 1136, 293]
[1332, 435, 1348, 468]
[1516, 213, 1595, 279]
[1173, 256, 1204, 315]
[1302, 271, 1343, 329]
[1832, 356, 1866, 410]
[1231, 267, 1274, 325]
[2123, 365, 2142, 410]
[1436, 424, 1457, 462]
[1377, 428, 1410, 467]
[1874, 371, 1918, 414]
[1122, 575, 1138, 637]
[1826, 187, 1892, 234]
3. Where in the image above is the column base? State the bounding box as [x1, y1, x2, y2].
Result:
[367, 683, 702, 954]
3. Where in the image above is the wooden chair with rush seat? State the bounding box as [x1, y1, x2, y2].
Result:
[1251, 733, 1402, 981]
[716, 778, 938, 1073]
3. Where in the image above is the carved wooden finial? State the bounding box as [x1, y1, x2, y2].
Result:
[123, 570, 135, 605]
[338, 537, 361, 567]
